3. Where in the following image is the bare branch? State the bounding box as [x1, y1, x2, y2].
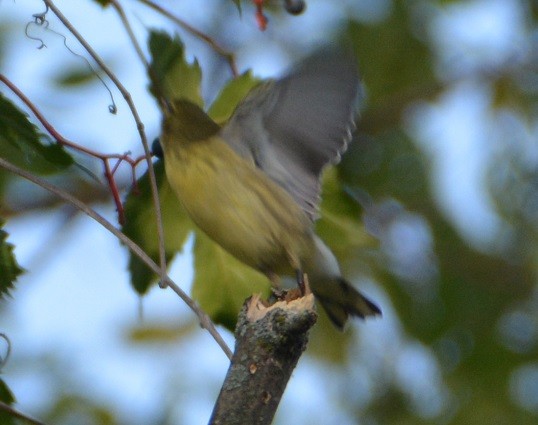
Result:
[110, 0, 149, 70]
[42, 0, 168, 287]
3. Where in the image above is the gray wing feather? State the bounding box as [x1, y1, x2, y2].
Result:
[220, 49, 360, 220]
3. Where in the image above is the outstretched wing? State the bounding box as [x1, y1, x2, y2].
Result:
[220, 49, 360, 220]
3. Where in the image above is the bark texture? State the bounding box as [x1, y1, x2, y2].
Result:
[209, 293, 317, 425]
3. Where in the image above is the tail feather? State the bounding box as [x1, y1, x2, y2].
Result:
[305, 236, 381, 329]
[313, 278, 381, 330]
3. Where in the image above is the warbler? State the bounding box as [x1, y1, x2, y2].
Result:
[160, 49, 381, 329]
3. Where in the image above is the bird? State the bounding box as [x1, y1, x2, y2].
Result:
[158, 48, 381, 329]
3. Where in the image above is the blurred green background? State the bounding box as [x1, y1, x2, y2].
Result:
[0, 0, 537, 424]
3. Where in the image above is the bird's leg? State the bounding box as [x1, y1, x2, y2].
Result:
[287, 250, 308, 296]
[295, 269, 306, 295]
[266, 271, 286, 302]
[266, 271, 281, 289]
[303, 272, 312, 295]
[294, 270, 312, 295]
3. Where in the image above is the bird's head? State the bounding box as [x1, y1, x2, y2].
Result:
[162, 99, 220, 145]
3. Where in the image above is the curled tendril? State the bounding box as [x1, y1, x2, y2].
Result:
[0, 333, 11, 371]
[25, 20, 49, 49]
[24, 4, 118, 115]
[24, 4, 50, 48]
[33, 12, 47, 25]
[33, 3, 49, 24]
[44, 26, 118, 115]
[25, 23, 46, 49]
[51, 28, 118, 115]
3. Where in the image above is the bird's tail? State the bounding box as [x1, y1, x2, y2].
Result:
[311, 277, 381, 330]
[305, 236, 381, 329]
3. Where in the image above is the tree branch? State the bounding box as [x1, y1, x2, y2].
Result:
[110, 0, 149, 70]
[0, 157, 233, 360]
[209, 294, 317, 425]
[42, 0, 169, 287]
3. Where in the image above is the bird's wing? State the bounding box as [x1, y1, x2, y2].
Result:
[220, 49, 360, 221]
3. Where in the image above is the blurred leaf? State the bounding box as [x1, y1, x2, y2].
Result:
[122, 161, 192, 294]
[308, 309, 354, 363]
[0, 220, 23, 298]
[192, 230, 270, 330]
[54, 67, 99, 87]
[345, 66, 538, 422]
[0, 378, 15, 404]
[492, 73, 538, 118]
[208, 70, 260, 123]
[92, 0, 111, 6]
[0, 170, 9, 201]
[317, 168, 375, 262]
[0, 378, 16, 425]
[127, 320, 197, 343]
[347, 4, 434, 104]
[46, 395, 115, 425]
[343, 130, 428, 207]
[0, 94, 73, 174]
[148, 31, 202, 106]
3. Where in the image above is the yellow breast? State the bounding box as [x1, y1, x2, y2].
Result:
[163, 136, 312, 274]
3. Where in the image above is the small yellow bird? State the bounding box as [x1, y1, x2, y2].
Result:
[160, 49, 381, 329]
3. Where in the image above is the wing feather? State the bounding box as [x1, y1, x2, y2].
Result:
[220, 49, 360, 220]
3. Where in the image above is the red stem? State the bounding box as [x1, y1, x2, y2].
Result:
[0, 73, 147, 223]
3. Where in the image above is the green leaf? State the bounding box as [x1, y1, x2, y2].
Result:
[208, 70, 261, 123]
[308, 313, 354, 363]
[147, 31, 203, 106]
[0, 219, 24, 298]
[122, 161, 192, 294]
[0, 94, 73, 174]
[0, 378, 16, 425]
[192, 230, 270, 330]
[0, 378, 15, 405]
[127, 320, 197, 344]
[347, 9, 434, 103]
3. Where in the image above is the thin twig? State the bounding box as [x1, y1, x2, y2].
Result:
[137, 0, 239, 77]
[108, 0, 168, 113]
[0, 73, 141, 224]
[42, 0, 168, 286]
[0, 157, 233, 360]
[252, 0, 268, 30]
[0, 400, 46, 425]
[110, 0, 149, 69]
